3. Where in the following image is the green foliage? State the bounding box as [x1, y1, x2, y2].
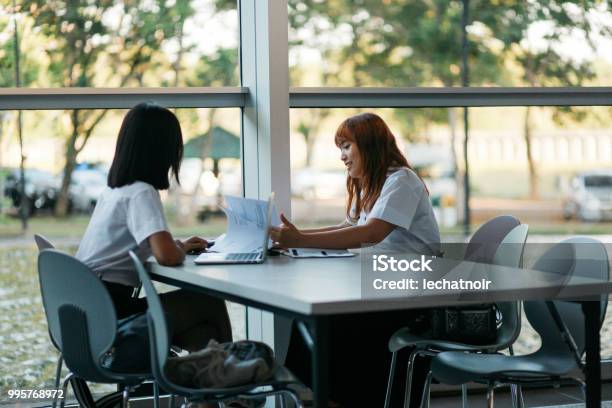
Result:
[0, 19, 39, 87]
[22, 0, 196, 87]
[190, 47, 238, 87]
[288, 0, 611, 136]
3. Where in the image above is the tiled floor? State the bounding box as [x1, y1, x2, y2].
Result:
[430, 382, 612, 408]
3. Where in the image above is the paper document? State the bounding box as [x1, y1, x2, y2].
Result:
[210, 195, 280, 254]
[281, 248, 356, 258]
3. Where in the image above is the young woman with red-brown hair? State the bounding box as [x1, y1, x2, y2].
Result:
[270, 111, 440, 254]
[272, 112, 440, 407]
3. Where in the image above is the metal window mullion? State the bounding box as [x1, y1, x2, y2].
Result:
[239, 0, 291, 348]
[0, 87, 247, 110]
[289, 87, 612, 108]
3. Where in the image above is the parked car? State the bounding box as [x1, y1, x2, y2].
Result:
[1, 163, 109, 216]
[292, 168, 347, 200]
[562, 170, 612, 222]
[69, 164, 108, 213]
[2, 168, 59, 215]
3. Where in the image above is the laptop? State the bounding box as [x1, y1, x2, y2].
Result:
[194, 193, 274, 265]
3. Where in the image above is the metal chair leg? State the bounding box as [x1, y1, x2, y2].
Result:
[572, 377, 587, 403]
[510, 384, 518, 408]
[54, 354, 63, 388]
[461, 383, 469, 408]
[52, 355, 64, 408]
[517, 385, 524, 408]
[283, 389, 302, 408]
[420, 371, 433, 408]
[486, 384, 495, 408]
[122, 386, 131, 408]
[153, 382, 160, 408]
[403, 350, 419, 408]
[58, 372, 74, 408]
[384, 351, 398, 408]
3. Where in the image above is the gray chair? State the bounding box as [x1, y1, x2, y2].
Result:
[128, 250, 303, 408]
[429, 237, 609, 407]
[34, 234, 71, 406]
[34, 233, 54, 251]
[385, 216, 525, 408]
[38, 249, 154, 408]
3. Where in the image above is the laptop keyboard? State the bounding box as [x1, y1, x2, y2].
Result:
[226, 252, 260, 262]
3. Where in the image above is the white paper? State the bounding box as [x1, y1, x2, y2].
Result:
[209, 195, 280, 254]
[281, 248, 356, 258]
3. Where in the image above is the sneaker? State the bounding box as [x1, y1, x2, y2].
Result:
[166, 340, 276, 389]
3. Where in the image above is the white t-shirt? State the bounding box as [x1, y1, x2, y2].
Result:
[349, 168, 441, 255]
[76, 181, 169, 287]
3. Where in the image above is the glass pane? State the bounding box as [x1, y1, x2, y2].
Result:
[0, 107, 245, 399]
[1, 0, 239, 88]
[289, 106, 612, 358]
[288, 1, 612, 87]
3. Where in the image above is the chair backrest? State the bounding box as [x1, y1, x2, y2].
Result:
[38, 249, 118, 382]
[526, 237, 609, 367]
[491, 224, 529, 349]
[34, 234, 55, 251]
[465, 215, 521, 264]
[129, 251, 173, 389]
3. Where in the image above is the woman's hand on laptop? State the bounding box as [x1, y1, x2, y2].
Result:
[269, 213, 304, 249]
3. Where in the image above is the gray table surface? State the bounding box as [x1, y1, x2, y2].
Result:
[148, 252, 612, 316]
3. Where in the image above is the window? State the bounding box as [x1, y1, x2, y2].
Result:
[289, 105, 612, 359]
[289, 1, 612, 87]
[1, 1, 239, 88]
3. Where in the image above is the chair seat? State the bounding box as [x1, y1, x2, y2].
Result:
[431, 351, 577, 385]
[388, 327, 499, 353]
[168, 364, 301, 399]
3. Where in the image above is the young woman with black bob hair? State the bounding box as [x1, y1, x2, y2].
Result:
[77, 102, 232, 351]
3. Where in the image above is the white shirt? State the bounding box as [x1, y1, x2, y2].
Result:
[76, 181, 169, 287]
[349, 168, 441, 255]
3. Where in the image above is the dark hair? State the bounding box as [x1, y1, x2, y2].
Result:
[334, 112, 426, 222]
[108, 102, 183, 190]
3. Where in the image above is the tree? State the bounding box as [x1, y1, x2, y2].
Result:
[23, 0, 196, 215]
[287, 0, 612, 201]
[481, 0, 610, 198]
[0, 4, 39, 229]
[186, 47, 238, 215]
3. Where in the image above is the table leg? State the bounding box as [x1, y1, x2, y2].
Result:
[312, 316, 330, 408]
[582, 301, 601, 408]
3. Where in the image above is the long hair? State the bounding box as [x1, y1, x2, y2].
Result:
[108, 102, 183, 190]
[334, 112, 423, 222]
